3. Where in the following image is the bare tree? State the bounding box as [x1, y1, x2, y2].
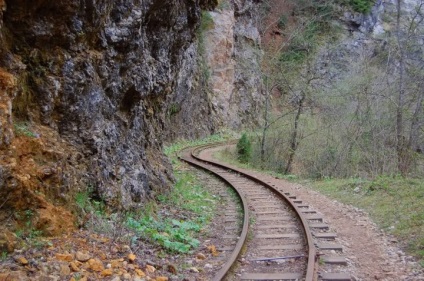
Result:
[393, 0, 424, 175]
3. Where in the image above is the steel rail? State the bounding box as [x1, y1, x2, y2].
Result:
[178, 146, 250, 281]
[190, 142, 317, 281]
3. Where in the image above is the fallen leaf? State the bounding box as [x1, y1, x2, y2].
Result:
[196, 253, 206, 260]
[88, 258, 104, 272]
[207, 245, 219, 257]
[100, 268, 113, 277]
[146, 265, 156, 273]
[167, 264, 177, 274]
[16, 257, 29, 265]
[127, 253, 136, 262]
[55, 253, 73, 262]
[111, 258, 124, 268]
[70, 261, 80, 272]
[135, 269, 146, 277]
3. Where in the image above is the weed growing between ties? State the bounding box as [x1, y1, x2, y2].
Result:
[304, 176, 424, 264]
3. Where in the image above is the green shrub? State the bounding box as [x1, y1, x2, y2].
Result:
[279, 20, 320, 64]
[237, 133, 251, 164]
[126, 216, 201, 253]
[278, 15, 288, 29]
[349, 0, 375, 13]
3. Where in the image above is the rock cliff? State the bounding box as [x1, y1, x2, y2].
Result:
[0, 0, 220, 235]
[0, 0, 264, 235]
[165, 0, 264, 139]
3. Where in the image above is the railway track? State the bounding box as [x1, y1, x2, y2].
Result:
[178, 143, 352, 281]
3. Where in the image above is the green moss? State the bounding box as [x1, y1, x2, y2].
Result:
[199, 11, 214, 32]
[217, 0, 231, 11]
[168, 103, 180, 116]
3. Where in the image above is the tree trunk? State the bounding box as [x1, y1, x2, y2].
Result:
[284, 94, 305, 174]
[409, 89, 424, 152]
[395, 0, 409, 176]
[261, 82, 270, 166]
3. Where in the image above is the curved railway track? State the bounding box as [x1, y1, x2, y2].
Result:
[178, 143, 352, 281]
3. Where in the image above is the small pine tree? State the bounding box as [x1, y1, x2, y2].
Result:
[237, 133, 251, 164]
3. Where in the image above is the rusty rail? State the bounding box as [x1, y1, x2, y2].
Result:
[178, 145, 250, 281]
[179, 142, 317, 280]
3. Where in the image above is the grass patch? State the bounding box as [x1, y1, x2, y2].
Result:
[14, 122, 38, 138]
[74, 170, 220, 254]
[213, 145, 251, 168]
[73, 187, 133, 244]
[303, 176, 424, 263]
[13, 209, 52, 250]
[1, 251, 7, 261]
[127, 170, 218, 253]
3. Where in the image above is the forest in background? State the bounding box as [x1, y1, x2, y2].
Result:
[249, 0, 424, 179]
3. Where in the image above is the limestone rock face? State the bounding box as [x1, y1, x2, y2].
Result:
[165, 41, 216, 141]
[206, 10, 237, 126]
[233, 0, 263, 128]
[0, 0, 217, 231]
[202, 0, 263, 130]
[165, 0, 264, 139]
